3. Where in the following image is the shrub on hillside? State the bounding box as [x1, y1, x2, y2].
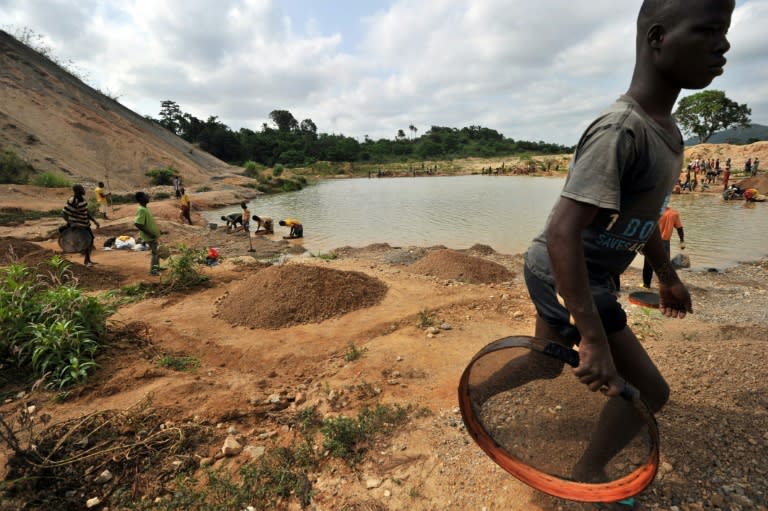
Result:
[0, 148, 34, 184]
[33, 172, 71, 188]
[145, 166, 178, 186]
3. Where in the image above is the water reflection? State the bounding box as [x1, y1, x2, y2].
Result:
[205, 176, 768, 271]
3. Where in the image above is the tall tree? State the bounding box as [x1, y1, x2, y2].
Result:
[159, 100, 183, 135]
[269, 110, 299, 132]
[409, 124, 417, 140]
[674, 90, 751, 143]
[396, 129, 406, 141]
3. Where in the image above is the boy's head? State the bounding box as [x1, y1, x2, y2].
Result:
[241, 201, 247, 209]
[278, 220, 286, 226]
[135, 192, 149, 205]
[98, 181, 105, 187]
[636, 0, 734, 90]
[72, 184, 85, 197]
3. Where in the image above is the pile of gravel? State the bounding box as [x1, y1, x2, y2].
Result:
[407, 249, 515, 284]
[217, 264, 388, 329]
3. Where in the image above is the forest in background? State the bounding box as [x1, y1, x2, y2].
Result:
[149, 101, 574, 168]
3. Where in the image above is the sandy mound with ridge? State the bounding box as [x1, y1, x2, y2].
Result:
[216, 264, 388, 329]
[407, 249, 515, 284]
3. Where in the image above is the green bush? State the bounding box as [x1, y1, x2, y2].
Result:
[158, 245, 209, 293]
[280, 179, 302, 192]
[145, 166, 178, 186]
[0, 257, 113, 389]
[33, 172, 70, 188]
[0, 148, 34, 184]
[195, 186, 211, 193]
[153, 191, 171, 200]
[243, 160, 264, 178]
[272, 164, 284, 177]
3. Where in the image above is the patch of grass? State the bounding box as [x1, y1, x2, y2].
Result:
[129, 447, 314, 511]
[195, 185, 211, 193]
[313, 250, 338, 260]
[158, 355, 200, 372]
[153, 191, 171, 200]
[0, 207, 62, 226]
[344, 342, 367, 362]
[321, 403, 409, 463]
[32, 171, 70, 188]
[417, 308, 434, 328]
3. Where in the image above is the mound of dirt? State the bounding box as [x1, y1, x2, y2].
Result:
[217, 264, 388, 329]
[407, 249, 515, 284]
[0, 237, 51, 263]
[0, 237, 123, 290]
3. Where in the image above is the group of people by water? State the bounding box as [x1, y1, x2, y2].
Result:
[676, 156, 760, 193]
[58, 176, 305, 276]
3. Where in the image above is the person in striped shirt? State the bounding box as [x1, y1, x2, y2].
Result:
[62, 184, 100, 266]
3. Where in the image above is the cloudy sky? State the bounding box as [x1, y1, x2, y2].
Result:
[2, 0, 767, 145]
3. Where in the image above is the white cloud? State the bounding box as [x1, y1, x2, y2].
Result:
[1, 0, 767, 145]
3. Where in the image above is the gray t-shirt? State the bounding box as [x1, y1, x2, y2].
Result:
[525, 95, 683, 283]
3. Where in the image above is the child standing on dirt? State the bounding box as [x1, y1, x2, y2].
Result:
[179, 188, 192, 225]
[241, 202, 251, 233]
[62, 184, 100, 267]
[94, 181, 111, 220]
[495, 1, 732, 506]
[134, 192, 161, 276]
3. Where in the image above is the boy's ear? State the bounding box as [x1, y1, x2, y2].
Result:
[648, 25, 664, 48]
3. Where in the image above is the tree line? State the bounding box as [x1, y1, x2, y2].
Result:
[149, 101, 574, 167]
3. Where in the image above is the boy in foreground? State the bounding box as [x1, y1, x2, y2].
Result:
[521, 0, 733, 506]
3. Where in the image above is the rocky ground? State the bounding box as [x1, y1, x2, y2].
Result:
[0, 188, 766, 511]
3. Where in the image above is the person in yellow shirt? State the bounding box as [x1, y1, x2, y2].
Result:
[94, 181, 111, 219]
[178, 188, 192, 225]
[642, 206, 684, 288]
[279, 218, 303, 239]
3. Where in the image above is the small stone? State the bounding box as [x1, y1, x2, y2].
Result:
[86, 497, 101, 508]
[366, 478, 382, 489]
[93, 469, 113, 484]
[244, 445, 266, 459]
[221, 435, 243, 456]
[199, 457, 213, 467]
[439, 323, 452, 330]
